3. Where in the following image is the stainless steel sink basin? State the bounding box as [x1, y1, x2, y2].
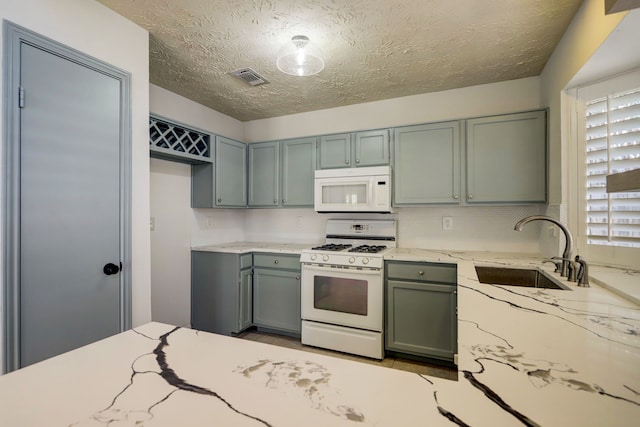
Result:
[474, 266, 571, 290]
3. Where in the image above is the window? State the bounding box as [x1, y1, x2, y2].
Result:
[584, 87, 640, 248]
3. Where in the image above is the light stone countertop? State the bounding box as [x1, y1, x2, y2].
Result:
[1, 248, 638, 425]
[192, 241, 317, 255]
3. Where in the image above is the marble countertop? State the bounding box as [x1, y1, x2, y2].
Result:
[1, 249, 638, 425]
[192, 241, 315, 255]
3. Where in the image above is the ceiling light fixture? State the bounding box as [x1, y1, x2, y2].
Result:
[276, 35, 324, 77]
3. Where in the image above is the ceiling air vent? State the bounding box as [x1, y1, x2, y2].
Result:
[230, 68, 269, 86]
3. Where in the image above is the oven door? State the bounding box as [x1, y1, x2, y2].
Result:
[301, 264, 383, 331]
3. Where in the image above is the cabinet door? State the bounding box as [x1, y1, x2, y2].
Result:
[318, 133, 352, 169]
[386, 280, 457, 361]
[248, 141, 279, 207]
[355, 129, 389, 167]
[466, 110, 546, 203]
[191, 252, 240, 335]
[281, 137, 316, 206]
[253, 268, 301, 333]
[393, 122, 461, 205]
[238, 268, 253, 332]
[215, 137, 247, 207]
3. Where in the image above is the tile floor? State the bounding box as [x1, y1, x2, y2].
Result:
[236, 329, 458, 381]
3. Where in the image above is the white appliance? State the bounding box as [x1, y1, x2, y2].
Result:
[300, 219, 397, 359]
[314, 166, 393, 213]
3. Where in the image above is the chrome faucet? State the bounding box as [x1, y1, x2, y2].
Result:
[514, 215, 574, 278]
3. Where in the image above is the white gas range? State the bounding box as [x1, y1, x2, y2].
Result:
[300, 219, 396, 359]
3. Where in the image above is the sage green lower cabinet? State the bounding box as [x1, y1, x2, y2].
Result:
[239, 265, 253, 332]
[385, 261, 458, 363]
[466, 110, 547, 203]
[252, 253, 301, 335]
[393, 122, 462, 205]
[191, 251, 253, 335]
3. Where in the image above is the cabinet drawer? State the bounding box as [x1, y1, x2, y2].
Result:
[253, 253, 300, 270]
[240, 253, 252, 269]
[386, 261, 456, 284]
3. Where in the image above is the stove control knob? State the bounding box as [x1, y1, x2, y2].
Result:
[310, 254, 317, 261]
[322, 255, 329, 262]
[348, 256, 355, 264]
[362, 257, 370, 265]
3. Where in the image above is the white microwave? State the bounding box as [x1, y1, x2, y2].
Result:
[314, 166, 393, 213]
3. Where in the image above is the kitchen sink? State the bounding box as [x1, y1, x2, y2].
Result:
[474, 266, 571, 290]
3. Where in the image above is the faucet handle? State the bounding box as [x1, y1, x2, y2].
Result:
[566, 260, 577, 282]
[542, 258, 562, 273]
[574, 256, 590, 287]
[551, 256, 573, 278]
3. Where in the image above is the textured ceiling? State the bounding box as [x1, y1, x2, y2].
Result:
[97, 0, 583, 122]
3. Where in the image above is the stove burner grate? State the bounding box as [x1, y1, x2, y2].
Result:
[311, 243, 353, 251]
[348, 245, 387, 254]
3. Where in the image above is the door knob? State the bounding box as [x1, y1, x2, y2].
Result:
[103, 262, 120, 275]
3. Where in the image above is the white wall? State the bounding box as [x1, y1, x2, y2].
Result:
[244, 206, 548, 254]
[539, 0, 639, 266]
[150, 84, 244, 141]
[240, 76, 547, 254]
[540, 0, 625, 206]
[150, 159, 191, 327]
[244, 77, 541, 142]
[149, 85, 246, 326]
[0, 0, 152, 370]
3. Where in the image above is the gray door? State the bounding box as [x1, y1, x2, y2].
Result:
[18, 42, 122, 367]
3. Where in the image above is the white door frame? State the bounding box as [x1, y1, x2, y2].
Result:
[2, 21, 132, 372]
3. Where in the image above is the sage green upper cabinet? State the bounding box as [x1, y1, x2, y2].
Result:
[318, 130, 390, 169]
[216, 137, 247, 206]
[466, 110, 546, 203]
[318, 133, 352, 168]
[281, 137, 317, 206]
[248, 137, 317, 208]
[248, 141, 279, 207]
[191, 136, 247, 208]
[393, 122, 462, 205]
[355, 129, 390, 167]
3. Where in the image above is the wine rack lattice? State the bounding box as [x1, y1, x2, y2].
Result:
[149, 117, 211, 162]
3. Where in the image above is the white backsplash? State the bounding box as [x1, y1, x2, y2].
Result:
[241, 205, 548, 253]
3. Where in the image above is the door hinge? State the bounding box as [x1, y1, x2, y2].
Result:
[18, 87, 25, 108]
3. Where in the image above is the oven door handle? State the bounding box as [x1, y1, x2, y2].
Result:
[301, 264, 381, 275]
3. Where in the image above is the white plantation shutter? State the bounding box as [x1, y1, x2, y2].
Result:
[585, 87, 640, 247]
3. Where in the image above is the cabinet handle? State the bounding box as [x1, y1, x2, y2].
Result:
[296, 276, 300, 280]
[453, 194, 459, 199]
[217, 198, 222, 203]
[356, 159, 360, 164]
[273, 199, 278, 204]
[468, 194, 473, 199]
[345, 160, 350, 164]
[274, 259, 279, 264]
[418, 271, 424, 276]
[282, 199, 286, 204]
